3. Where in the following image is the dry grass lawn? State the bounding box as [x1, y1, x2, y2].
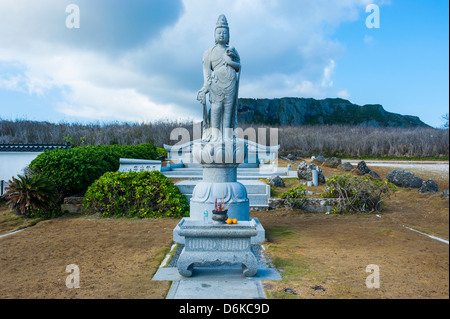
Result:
[0, 160, 448, 299]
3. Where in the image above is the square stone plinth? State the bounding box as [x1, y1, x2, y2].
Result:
[176, 220, 258, 277]
[173, 217, 265, 245]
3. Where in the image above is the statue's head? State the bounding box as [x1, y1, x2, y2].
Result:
[215, 14, 229, 45]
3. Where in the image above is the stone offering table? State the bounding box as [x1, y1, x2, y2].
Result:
[176, 219, 258, 277]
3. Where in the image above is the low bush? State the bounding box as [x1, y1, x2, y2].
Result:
[2, 174, 62, 218]
[280, 185, 308, 210]
[29, 143, 161, 198]
[83, 170, 189, 218]
[321, 174, 397, 213]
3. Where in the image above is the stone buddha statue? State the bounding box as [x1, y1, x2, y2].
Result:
[197, 14, 241, 142]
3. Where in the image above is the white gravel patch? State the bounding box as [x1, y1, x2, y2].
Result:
[348, 161, 449, 174]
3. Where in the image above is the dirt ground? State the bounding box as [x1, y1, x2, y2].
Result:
[0, 216, 179, 299]
[0, 161, 448, 299]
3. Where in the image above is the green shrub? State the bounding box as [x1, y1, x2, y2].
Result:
[29, 205, 63, 219]
[281, 185, 308, 210]
[2, 174, 61, 218]
[83, 170, 189, 218]
[29, 143, 160, 198]
[321, 174, 397, 214]
[156, 147, 168, 158]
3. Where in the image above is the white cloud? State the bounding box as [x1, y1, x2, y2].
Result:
[364, 34, 375, 45]
[0, 75, 25, 93]
[321, 60, 336, 88]
[56, 82, 181, 123]
[337, 90, 350, 99]
[0, 0, 375, 123]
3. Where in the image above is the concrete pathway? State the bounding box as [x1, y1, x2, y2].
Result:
[152, 244, 281, 299]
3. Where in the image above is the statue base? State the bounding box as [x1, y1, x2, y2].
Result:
[172, 140, 265, 277]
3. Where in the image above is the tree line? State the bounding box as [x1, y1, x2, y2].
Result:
[0, 119, 448, 158]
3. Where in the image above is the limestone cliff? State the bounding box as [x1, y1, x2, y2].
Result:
[237, 97, 429, 127]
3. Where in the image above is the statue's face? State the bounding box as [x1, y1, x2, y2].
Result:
[215, 27, 229, 44]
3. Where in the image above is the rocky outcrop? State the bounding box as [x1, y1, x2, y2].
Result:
[297, 161, 326, 184]
[268, 175, 285, 188]
[268, 197, 342, 213]
[338, 162, 354, 171]
[323, 157, 342, 168]
[238, 97, 429, 127]
[61, 196, 84, 214]
[418, 179, 439, 194]
[386, 170, 424, 188]
[353, 161, 380, 179]
[311, 155, 326, 165]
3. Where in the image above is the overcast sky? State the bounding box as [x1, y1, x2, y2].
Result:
[0, 0, 448, 127]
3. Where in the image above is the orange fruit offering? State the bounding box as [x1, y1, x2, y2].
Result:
[226, 218, 233, 224]
[232, 219, 238, 224]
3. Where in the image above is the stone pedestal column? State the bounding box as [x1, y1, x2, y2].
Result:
[189, 141, 249, 221]
[190, 164, 250, 222]
[173, 140, 265, 245]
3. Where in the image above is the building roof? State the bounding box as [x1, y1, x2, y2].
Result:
[0, 142, 72, 152]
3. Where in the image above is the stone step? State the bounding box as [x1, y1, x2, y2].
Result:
[162, 167, 290, 180]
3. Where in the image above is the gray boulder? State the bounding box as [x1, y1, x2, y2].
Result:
[311, 155, 325, 165]
[339, 162, 354, 171]
[356, 161, 371, 175]
[323, 157, 342, 168]
[286, 154, 297, 161]
[354, 161, 380, 179]
[386, 170, 424, 188]
[442, 189, 449, 198]
[367, 170, 381, 179]
[297, 161, 325, 184]
[418, 179, 439, 194]
[268, 175, 285, 188]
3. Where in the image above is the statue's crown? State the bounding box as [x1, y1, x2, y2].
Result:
[215, 14, 229, 29]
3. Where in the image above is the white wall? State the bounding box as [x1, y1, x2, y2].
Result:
[0, 152, 42, 182]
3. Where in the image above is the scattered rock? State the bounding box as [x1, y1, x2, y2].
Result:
[286, 154, 297, 160]
[61, 196, 84, 214]
[311, 285, 326, 291]
[268, 198, 289, 209]
[355, 161, 380, 179]
[386, 170, 424, 188]
[418, 179, 439, 194]
[338, 162, 354, 171]
[367, 170, 381, 179]
[311, 155, 325, 165]
[350, 168, 364, 176]
[284, 288, 296, 295]
[297, 161, 326, 184]
[356, 161, 371, 175]
[442, 189, 449, 199]
[268, 175, 285, 188]
[323, 157, 342, 168]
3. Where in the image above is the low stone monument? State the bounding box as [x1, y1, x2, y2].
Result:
[173, 14, 264, 277]
[118, 158, 161, 173]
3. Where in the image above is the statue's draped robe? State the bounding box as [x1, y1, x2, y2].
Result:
[201, 45, 240, 141]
